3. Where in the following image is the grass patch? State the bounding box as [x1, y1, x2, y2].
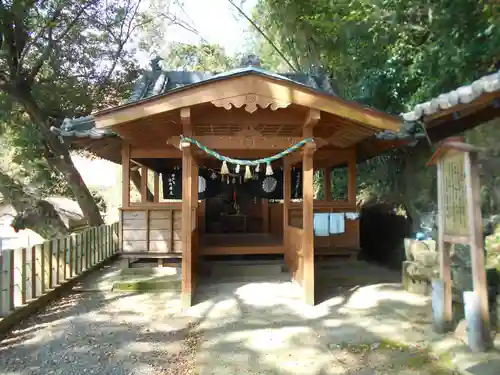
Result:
[112, 275, 181, 291]
[332, 339, 458, 374]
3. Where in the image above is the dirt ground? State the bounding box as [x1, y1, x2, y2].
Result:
[1, 260, 497, 375]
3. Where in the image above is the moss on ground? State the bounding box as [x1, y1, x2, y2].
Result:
[331, 339, 458, 374]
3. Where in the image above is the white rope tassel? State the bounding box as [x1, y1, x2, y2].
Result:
[221, 161, 229, 175]
[244, 165, 252, 180]
[265, 162, 273, 176]
[255, 163, 260, 173]
[235, 164, 240, 173]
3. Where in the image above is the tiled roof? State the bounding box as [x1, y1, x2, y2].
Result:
[51, 115, 117, 138]
[53, 61, 338, 138]
[52, 59, 420, 144]
[402, 70, 500, 122]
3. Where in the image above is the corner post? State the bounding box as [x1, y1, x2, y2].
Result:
[464, 151, 491, 348]
[283, 156, 291, 268]
[181, 107, 194, 308]
[302, 109, 319, 305]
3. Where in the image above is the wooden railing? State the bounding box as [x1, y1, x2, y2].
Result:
[0, 222, 119, 317]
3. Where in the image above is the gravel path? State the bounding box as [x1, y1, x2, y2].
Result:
[0, 290, 198, 375]
[189, 262, 458, 375]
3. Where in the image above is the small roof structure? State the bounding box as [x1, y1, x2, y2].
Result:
[53, 56, 422, 165]
[426, 136, 484, 166]
[402, 70, 500, 143]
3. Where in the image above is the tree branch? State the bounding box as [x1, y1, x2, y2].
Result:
[95, 0, 142, 96]
[26, 1, 98, 84]
[227, 0, 298, 72]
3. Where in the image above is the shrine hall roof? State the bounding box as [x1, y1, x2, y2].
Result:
[51, 58, 419, 163]
[53, 62, 338, 138]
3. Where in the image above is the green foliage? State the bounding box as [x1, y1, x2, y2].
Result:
[252, 0, 500, 227]
[159, 42, 236, 71]
[0, 0, 147, 228]
[256, 0, 500, 112]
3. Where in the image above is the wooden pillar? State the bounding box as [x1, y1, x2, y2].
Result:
[140, 166, 148, 203]
[153, 172, 160, 203]
[301, 109, 319, 305]
[121, 142, 130, 208]
[283, 156, 291, 266]
[181, 107, 194, 308]
[464, 152, 491, 345]
[437, 160, 453, 330]
[302, 146, 315, 305]
[324, 167, 331, 201]
[347, 148, 357, 206]
[191, 159, 199, 290]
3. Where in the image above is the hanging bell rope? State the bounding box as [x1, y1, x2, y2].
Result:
[180, 135, 314, 175]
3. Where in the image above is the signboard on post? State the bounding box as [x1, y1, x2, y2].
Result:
[427, 137, 492, 351]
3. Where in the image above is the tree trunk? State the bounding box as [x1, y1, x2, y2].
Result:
[14, 89, 104, 226]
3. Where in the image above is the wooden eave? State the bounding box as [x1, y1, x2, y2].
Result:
[92, 73, 402, 132]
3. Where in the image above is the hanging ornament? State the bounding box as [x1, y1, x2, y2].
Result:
[235, 164, 240, 173]
[221, 161, 229, 175]
[262, 176, 278, 193]
[255, 163, 260, 173]
[232, 177, 236, 184]
[226, 176, 230, 184]
[244, 165, 252, 180]
[210, 171, 217, 180]
[265, 162, 273, 176]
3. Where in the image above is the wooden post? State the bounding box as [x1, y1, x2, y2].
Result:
[301, 109, 319, 305]
[21, 248, 27, 304]
[181, 107, 194, 308]
[348, 148, 357, 206]
[302, 114, 317, 304]
[427, 139, 491, 349]
[191, 159, 199, 285]
[0, 249, 14, 315]
[69, 235, 74, 278]
[122, 142, 131, 208]
[464, 151, 491, 346]
[140, 166, 148, 203]
[437, 160, 453, 330]
[154, 172, 160, 203]
[324, 167, 331, 201]
[283, 156, 291, 267]
[302, 146, 315, 305]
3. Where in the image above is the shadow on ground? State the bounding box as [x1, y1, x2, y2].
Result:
[1, 260, 496, 375]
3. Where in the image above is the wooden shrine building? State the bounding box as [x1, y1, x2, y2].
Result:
[55, 56, 410, 307]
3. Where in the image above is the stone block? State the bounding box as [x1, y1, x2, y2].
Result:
[414, 251, 439, 267]
[403, 261, 438, 280]
[404, 238, 437, 261]
[402, 261, 434, 295]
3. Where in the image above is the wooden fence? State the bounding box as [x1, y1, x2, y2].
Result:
[0, 222, 119, 317]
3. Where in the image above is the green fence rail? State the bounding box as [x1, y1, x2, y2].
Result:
[0, 222, 119, 317]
